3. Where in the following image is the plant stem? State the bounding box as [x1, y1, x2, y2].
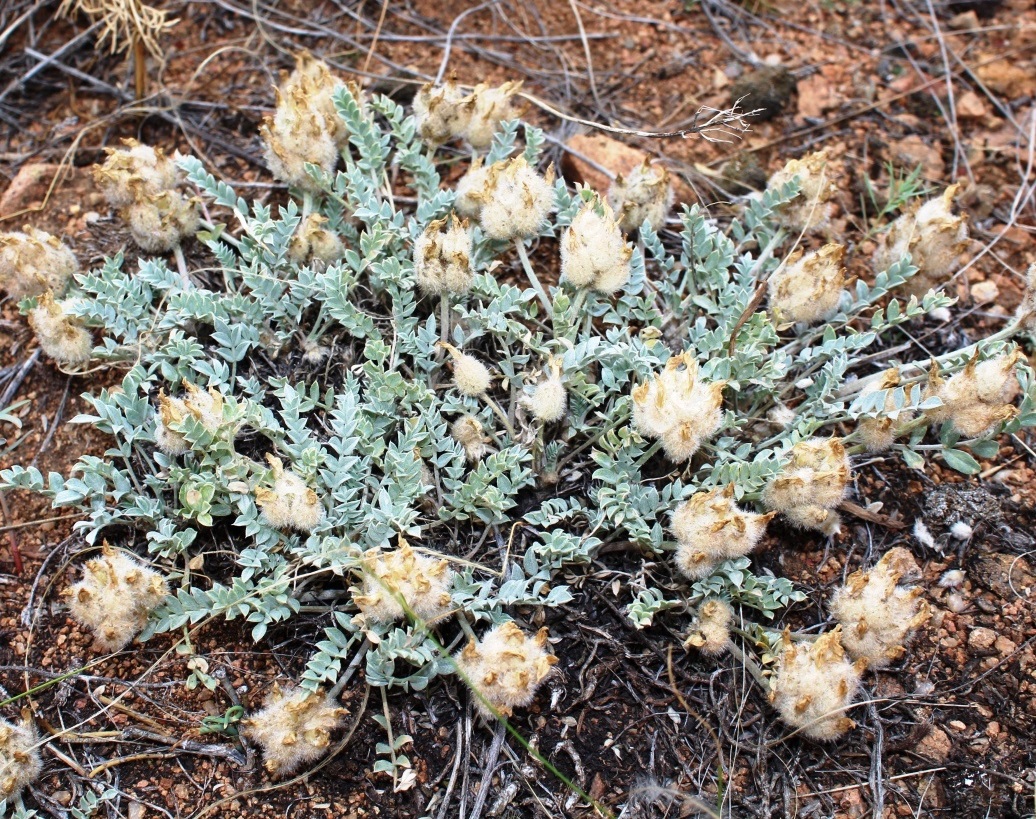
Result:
[514, 239, 552, 314]
[440, 295, 451, 344]
[482, 394, 516, 438]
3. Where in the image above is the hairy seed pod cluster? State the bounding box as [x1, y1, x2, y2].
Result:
[521, 358, 567, 423]
[63, 542, 169, 652]
[456, 156, 556, 241]
[766, 149, 838, 232]
[154, 382, 229, 455]
[560, 191, 634, 294]
[632, 352, 725, 463]
[856, 368, 914, 453]
[671, 485, 774, 580]
[28, 291, 92, 365]
[288, 213, 344, 268]
[874, 185, 968, 299]
[768, 243, 846, 325]
[684, 598, 734, 655]
[414, 215, 474, 296]
[763, 437, 850, 535]
[0, 227, 78, 298]
[455, 622, 558, 718]
[607, 159, 674, 234]
[413, 80, 522, 150]
[451, 414, 491, 461]
[770, 628, 865, 741]
[0, 716, 42, 803]
[830, 547, 930, 669]
[255, 455, 324, 532]
[441, 343, 492, 397]
[351, 540, 454, 625]
[924, 351, 1022, 438]
[241, 684, 346, 778]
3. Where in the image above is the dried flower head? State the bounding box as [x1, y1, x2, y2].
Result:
[63, 541, 169, 652]
[154, 381, 230, 454]
[351, 540, 454, 625]
[0, 228, 78, 298]
[241, 684, 345, 778]
[924, 352, 1022, 438]
[475, 156, 556, 241]
[560, 192, 634, 294]
[631, 352, 725, 462]
[0, 716, 42, 804]
[255, 455, 324, 532]
[856, 368, 915, 453]
[461, 81, 522, 150]
[454, 159, 491, 219]
[93, 138, 180, 208]
[874, 185, 968, 299]
[830, 547, 931, 669]
[455, 621, 558, 717]
[768, 243, 846, 325]
[763, 437, 850, 535]
[770, 628, 864, 741]
[413, 81, 472, 146]
[125, 188, 200, 252]
[671, 485, 773, 580]
[28, 291, 92, 365]
[288, 213, 344, 268]
[685, 598, 733, 655]
[607, 159, 674, 233]
[441, 342, 492, 397]
[521, 358, 567, 423]
[452, 414, 490, 462]
[280, 52, 351, 148]
[767, 149, 837, 232]
[414, 215, 474, 296]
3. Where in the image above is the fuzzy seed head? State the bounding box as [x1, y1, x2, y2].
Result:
[685, 598, 733, 655]
[671, 485, 773, 580]
[288, 213, 344, 268]
[476, 156, 556, 241]
[560, 192, 634, 293]
[768, 243, 846, 325]
[462, 81, 522, 150]
[414, 215, 474, 296]
[857, 368, 914, 453]
[255, 455, 324, 532]
[763, 437, 851, 532]
[28, 291, 91, 365]
[0, 227, 78, 298]
[631, 352, 724, 462]
[607, 159, 674, 233]
[767, 149, 837, 232]
[454, 159, 491, 220]
[925, 352, 1022, 438]
[281, 52, 352, 148]
[0, 716, 43, 802]
[241, 684, 345, 778]
[770, 628, 863, 741]
[830, 548, 931, 669]
[442, 343, 492, 396]
[413, 81, 472, 146]
[452, 414, 490, 461]
[63, 542, 169, 652]
[455, 622, 558, 717]
[125, 188, 200, 252]
[93, 138, 180, 208]
[154, 382, 229, 454]
[521, 359, 567, 423]
[874, 185, 968, 298]
[351, 540, 454, 625]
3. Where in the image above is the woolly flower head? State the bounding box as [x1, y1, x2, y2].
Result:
[255, 455, 324, 532]
[521, 358, 567, 423]
[414, 215, 474, 296]
[856, 368, 914, 453]
[28, 291, 91, 365]
[63, 542, 169, 652]
[0, 227, 78, 298]
[413, 81, 472, 147]
[351, 540, 454, 626]
[685, 598, 733, 655]
[763, 437, 850, 535]
[93, 138, 180, 208]
[455, 622, 558, 717]
[280, 51, 351, 148]
[671, 485, 774, 580]
[441, 342, 492, 397]
[830, 547, 930, 669]
[874, 185, 968, 299]
[607, 159, 674, 233]
[631, 351, 725, 462]
[560, 191, 634, 294]
[924, 351, 1022, 438]
[454, 159, 492, 220]
[154, 382, 228, 455]
[467, 156, 556, 241]
[766, 149, 837, 232]
[462, 81, 522, 150]
[452, 414, 490, 462]
[241, 684, 345, 778]
[768, 243, 846, 325]
[770, 628, 864, 741]
[125, 189, 200, 252]
[288, 213, 344, 268]
[0, 716, 42, 803]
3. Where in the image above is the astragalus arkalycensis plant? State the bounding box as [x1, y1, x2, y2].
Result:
[3, 61, 1036, 783]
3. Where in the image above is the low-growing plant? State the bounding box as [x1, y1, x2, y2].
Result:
[2, 55, 1035, 805]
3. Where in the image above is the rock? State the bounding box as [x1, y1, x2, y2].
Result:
[956, 90, 989, 121]
[976, 60, 1036, 98]
[947, 10, 980, 29]
[916, 726, 952, 761]
[994, 635, 1017, 656]
[729, 65, 796, 121]
[925, 485, 1003, 530]
[970, 280, 999, 304]
[0, 162, 63, 218]
[967, 626, 996, 650]
[972, 553, 1035, 599]
[889, 135, 945, 181]
[719, 152, 768, 196]
[797, 73, 840, 120]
